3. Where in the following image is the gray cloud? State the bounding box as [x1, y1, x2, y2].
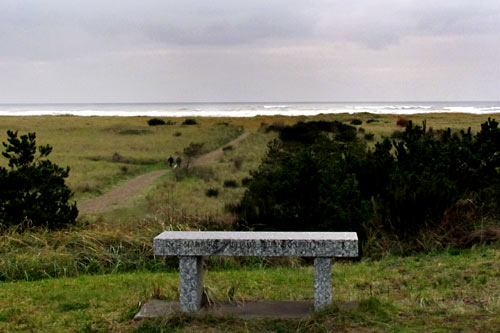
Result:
[1, 1, 500, 102]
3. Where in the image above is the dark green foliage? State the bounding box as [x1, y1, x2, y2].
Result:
[366, 119, 378, 123]
[351, 119, 363, 125]
[205, 188, 219, 197]
[390, 130, 404, 139]
[235, 119, 500, 247]
[173, 131, 182, 137]
[364, 133, 375, 141]
[361, 119, 500, 237]
[223, 180, 238, 188]
[182, 118, 198, 125]
[241, 177, 252, 186]
[222, 145, 233, 151]
[147, 118, 166, 126]
[0, 131, 78, 231]
[183, 142, 205, 168]
[235, 121, 370, 236]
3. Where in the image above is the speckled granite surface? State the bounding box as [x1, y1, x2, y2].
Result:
[154, 231, 358, 257]
[314, 258, 332, 310]
[154, 231, 358, 313]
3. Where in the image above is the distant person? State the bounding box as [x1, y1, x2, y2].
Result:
[175, 156, 182, 168]
[167, 156, 174, 167]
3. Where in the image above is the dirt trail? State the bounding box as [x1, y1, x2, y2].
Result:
[78, 131, 250, 214]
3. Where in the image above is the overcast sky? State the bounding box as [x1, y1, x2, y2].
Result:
[1, 0, 500, 103]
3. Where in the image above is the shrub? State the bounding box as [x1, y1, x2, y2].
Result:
[112, 152, 125, 162]
[182, 118, 198, 125]
[351, 119, 363, 125]
[241, 177, 252, 186]
[0, 131, 78, 230]
[147, 118, 166, 126]
[222, 145, 233, 152]
[205, 188, 219, 197]
[235, 123, 370, 236]
[364, 133, 375, 141]
[358, 127, 366, 134]
[223, 180, 238, 188]
[183, 142, 205, 168]
[173, 132, 182, 137]
[233, 156, 244, 170]
[391, 130, 404, 139]
[234, 119, 500, 251]
[366, 119, 378, 123]
[396, 118, 409, 127]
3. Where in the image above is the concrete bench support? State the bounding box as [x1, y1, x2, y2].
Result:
[179, 256, 204, 312]
[154, 231, 358, 313]
[314, 258, 332, 310]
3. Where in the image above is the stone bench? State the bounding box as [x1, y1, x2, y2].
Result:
[154, 231, 358, 313]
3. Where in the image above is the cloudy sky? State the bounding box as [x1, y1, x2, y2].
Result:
[1, 0, 500, 103]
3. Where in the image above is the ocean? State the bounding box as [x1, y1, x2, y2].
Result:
[1, 101, 500, 117]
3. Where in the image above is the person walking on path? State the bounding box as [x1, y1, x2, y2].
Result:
[175, 156, 182, 168]
[167, 156, 174, 167]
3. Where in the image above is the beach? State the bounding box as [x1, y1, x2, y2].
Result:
[1, 101, 500, 117]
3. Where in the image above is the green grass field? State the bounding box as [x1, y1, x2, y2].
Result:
[1, 113, 499, 331]
[0, 244, 498, 332]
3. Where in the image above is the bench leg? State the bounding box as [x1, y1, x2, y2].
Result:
[179, 256, 204, 312]
[314, 257, 332, 311]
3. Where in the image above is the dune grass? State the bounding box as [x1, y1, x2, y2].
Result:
[0, 116, 243, 200]
[0, 243, 497, 332]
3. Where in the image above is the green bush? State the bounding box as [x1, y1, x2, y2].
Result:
[205, 188, 219, 197]
[147, 118, 166, 126]
[223, 180, 238, 188]
[235, 121, 370, 236]
[182, 118, 198, 125]
[0, 131, 78, 231]
[364, 133, 375, 141]
[234, 119, 500, 249]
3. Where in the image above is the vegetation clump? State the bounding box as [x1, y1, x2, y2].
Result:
[182, 118, 198, 125]
[205, 188, 219, 197]
[351, 119, 363, 125]
[0, 131, 78, 231]
[235, 119, 500, 251]
[147, 118, 166, 126]
[223, 179, 238, 188]
[364, 133, 375, 141]
[183, 142, 205, 169]
[396, 117, 409, 127]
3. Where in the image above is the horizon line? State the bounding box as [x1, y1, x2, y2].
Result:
[1, 100, 500, 106]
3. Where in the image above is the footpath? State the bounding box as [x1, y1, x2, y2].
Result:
[78, 132, 250, 214]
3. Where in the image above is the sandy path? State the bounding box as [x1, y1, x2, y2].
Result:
[78, 131, 250, 214]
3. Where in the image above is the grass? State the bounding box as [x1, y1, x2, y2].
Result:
[0, 243, 497, 332]
[0, 116, 243, 200]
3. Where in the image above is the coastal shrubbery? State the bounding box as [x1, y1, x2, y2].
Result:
[235, 119, 500, 252]
[182, 118, 198, 125]
[0, 131, 78, 231]
[147, 118, 166, 126]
